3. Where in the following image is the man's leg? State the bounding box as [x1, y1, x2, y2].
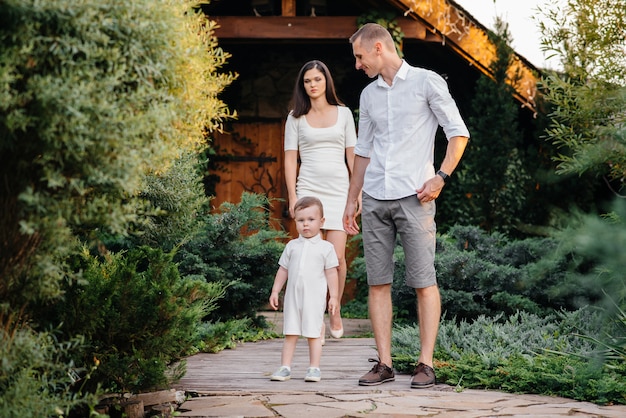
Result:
[416, 285, 440, 368]
[358, 283, 396, 386]
[410, 285, 440, 388]
[358, 194, 395, 386]
[369, 283, 393, 367]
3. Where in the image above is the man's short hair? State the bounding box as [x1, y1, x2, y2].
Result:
[349, 22, 395, 51]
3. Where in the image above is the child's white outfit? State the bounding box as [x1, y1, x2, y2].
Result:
[279, 233, 339, 338]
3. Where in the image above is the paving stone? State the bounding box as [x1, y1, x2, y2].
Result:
[176, 395, 273, 417]
[174, 315, 626, 417]
[272, 402, 354, 418]
[266, 393, 334, 405]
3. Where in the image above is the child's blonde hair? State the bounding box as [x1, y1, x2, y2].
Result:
[294, 196, 324, 218]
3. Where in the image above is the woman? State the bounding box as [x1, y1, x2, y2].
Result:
[284, 60, 360, 339]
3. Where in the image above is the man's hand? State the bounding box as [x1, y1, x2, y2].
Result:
[343, 200, 360, 235]
[416, 174, 445, 203]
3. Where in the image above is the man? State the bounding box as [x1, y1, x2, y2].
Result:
[343, 23, 469, 388]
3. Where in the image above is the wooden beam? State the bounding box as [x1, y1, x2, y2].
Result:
[282, 0, 296, 16]
[395, 0, 539, 112]
[213, 16, 429, 40]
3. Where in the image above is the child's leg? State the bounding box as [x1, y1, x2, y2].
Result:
[307, 336, 322, 368]
[281, 335, 299, 367]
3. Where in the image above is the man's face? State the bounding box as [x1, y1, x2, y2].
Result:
[352, 38, 379, 79]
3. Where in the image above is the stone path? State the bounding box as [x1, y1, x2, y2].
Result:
[172, 313, 626, 417]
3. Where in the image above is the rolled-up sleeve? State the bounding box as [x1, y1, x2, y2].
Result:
[354, 94, 374, 158]
[426, 73, 470, 140]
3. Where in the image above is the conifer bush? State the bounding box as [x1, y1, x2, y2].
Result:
[379, 225, 574, 323]
[0, 315, 99, 417]
[39, 246, 223, 393]
[0, 0, 237, 408]
[392, 309, 626, 405]
[176, 192, 287, 321]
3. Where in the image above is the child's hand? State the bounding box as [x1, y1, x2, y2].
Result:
[327, 297, 339, 316]
[269, 292, 280, 310]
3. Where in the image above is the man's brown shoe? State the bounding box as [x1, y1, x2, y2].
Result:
[358, 358, 395, 386]
[410, 362, 436, 388]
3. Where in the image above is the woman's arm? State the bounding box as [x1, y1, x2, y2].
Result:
[284, 150, 299, 218]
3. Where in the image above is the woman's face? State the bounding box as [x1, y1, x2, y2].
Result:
[302, 68, 326, 100]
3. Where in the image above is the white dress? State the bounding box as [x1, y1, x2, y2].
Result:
[278, 234, 339, 338]
[284, 106, 357, 231]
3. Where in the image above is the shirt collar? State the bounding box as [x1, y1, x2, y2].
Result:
[298, 233, 322, 243]
[376, 60, 409, 88]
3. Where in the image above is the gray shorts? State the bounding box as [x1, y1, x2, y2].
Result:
[361, 193, 437, 288]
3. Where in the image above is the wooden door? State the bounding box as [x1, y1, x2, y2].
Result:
[208, 121, 296, 237]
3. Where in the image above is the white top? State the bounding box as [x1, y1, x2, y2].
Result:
[278, 233, 339, 338]
[284, 106, 357, 231]
[355, 61, 470, 200]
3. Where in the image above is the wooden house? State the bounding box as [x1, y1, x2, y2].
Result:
[200, 0, 541, 236]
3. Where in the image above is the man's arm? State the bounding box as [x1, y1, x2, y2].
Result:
[343, 155, 369, 235]
[416, 135, 469, 203]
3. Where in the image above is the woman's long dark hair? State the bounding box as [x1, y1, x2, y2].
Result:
[290, 60, 343, 118]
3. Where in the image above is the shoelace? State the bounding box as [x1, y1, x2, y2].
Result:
[367, 358, 388, 374]
[413, 363, 433, 376]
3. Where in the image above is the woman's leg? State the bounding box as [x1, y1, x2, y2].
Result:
[325, 230, 347, 333]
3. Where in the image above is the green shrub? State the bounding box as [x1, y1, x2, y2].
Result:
[376, 225, 579, 323]
[440, 19, 533, 235]
[0, 314, 100, 417]
[0, 0, 238, 406]
[392, 308, 626, 405]
[176, 192, 287, 321]
[0, 0, 234, 308]
[103, 152, 211, 253]
[38, 246, 224, 393]
[552, 200, 626, 311]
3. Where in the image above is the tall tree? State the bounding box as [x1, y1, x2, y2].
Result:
[442, 18, 531, 235]
[538, 0, 626, 193]
[538, 0, 626, 364]
[0, 0, 235, 309]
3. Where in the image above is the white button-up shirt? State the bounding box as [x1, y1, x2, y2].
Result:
[354, 61, 470, 200]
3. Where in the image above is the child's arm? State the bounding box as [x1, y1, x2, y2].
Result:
[325, 267, 340, 315]
[269, 266, 288, 310]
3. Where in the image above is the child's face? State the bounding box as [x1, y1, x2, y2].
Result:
[294, 205, 324, 238]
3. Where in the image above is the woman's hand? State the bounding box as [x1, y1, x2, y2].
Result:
[327, 297, 340, 316]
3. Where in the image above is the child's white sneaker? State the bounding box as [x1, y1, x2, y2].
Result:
[271, 366, 291, 381]
[304, 367, 321, 382]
